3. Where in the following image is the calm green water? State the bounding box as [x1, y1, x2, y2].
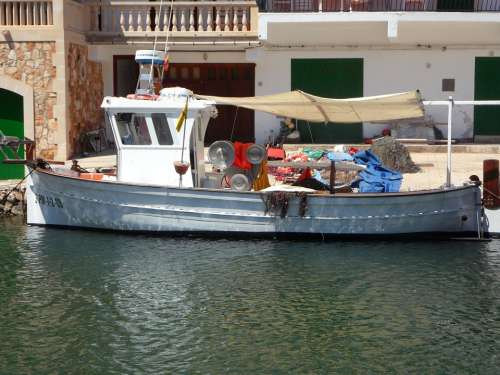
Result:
[1, 218, 500, 374]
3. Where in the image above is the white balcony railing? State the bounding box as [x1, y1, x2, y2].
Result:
[0, 0, 53, 26]
[88, 1, 257, 34]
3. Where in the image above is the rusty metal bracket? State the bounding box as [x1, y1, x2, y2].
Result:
[0, 131, 35, 164]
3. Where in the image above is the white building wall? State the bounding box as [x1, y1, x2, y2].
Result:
[250, 47, 500, 144]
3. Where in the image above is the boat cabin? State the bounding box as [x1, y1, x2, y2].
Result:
[102, 87, 216, 187]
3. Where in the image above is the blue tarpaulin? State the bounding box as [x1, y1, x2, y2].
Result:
[351, 150, 402, 193]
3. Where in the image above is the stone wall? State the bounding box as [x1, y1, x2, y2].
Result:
[0, 42, 58, 159]
[0, 185, 25, 216]
[67, 43, 104, 156]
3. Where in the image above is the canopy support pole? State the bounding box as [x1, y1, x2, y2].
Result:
[446, 96, 453, 188]
[423, 98, 500, 188]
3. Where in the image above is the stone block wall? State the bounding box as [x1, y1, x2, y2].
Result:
[67, 43, 104, 156]
[0, 185, 26, 216]
[0, 42, 58, 159]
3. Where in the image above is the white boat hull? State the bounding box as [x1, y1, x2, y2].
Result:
[26, 169, 483, 238]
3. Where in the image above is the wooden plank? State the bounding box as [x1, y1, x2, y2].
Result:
[267, 160, 363, 171]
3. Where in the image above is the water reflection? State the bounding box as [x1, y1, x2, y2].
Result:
[1, 220, 499, 374]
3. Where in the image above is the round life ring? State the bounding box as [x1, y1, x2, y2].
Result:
[126, 93, 159, 100]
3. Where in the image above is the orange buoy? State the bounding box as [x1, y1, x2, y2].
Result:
[79, 173, 104, 181]
[126, 93, 159, 101]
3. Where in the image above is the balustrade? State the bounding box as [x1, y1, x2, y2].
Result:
[261, 0, 500, 12]
[88, 1, 255, 34]
[0, 0, 53, 26]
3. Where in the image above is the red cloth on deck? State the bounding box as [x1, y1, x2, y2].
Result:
[297, 168, 312, 182]
[267, 147, 286, 160]
[233, 142, 252, 170]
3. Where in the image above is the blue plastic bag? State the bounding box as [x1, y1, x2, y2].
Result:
[351, 150, 402, 193]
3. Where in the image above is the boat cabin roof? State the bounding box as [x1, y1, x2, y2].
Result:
[101, 87, 215, 113]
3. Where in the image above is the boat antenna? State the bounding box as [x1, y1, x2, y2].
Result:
[148, 0, 167, 93]
[163, 0, 175, 56]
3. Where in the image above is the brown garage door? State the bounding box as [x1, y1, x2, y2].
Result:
[163, 63, 255, 144]
[113, 57, 255, 145]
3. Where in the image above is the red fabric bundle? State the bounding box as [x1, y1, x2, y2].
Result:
[233, 142, 252, 170]
[348, 147, 359, 155]
[297, 168, 312, 182]
[267, 147, 286, 160]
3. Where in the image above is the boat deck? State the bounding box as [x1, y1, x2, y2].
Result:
[66, 147, 500, 192]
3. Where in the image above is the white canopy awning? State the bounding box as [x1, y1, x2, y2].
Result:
[195, 90, 424, 123]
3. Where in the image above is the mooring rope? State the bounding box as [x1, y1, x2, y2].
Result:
[483, 187, 500, 201]
[0, 168, 35, 205]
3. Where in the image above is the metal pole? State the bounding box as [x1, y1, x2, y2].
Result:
[422, 99, 500, 188]
[329, 160, 336, 194]
[446, 96, 453, 188]
[179, 112, 188, 188]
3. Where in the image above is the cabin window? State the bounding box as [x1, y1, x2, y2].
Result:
[115, 113, 152, 145]
[151, 113, 174, 145]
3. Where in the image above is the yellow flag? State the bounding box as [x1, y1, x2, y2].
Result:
[252, 159, 271, 191]
[176, 97, 189, 132]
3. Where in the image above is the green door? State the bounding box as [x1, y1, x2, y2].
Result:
[291, 58, 363, 143]
[0, 89, 24, 179]
[437, 0, 474, 11]
[474, 57, 500, 137]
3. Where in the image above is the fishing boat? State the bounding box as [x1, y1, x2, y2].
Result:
[14, 47, 486, 239]
[3, 47, 497, 239]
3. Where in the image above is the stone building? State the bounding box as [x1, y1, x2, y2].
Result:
[0, 0, 258, 179]
[0, 0, 106, 179]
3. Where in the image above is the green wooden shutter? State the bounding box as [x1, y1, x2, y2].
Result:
[291, 58, 363, 143]
[436, 0, 474, 11]
[0, 89, 24, 180]
[474, 57, 500, 137]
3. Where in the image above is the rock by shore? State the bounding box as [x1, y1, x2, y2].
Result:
[0, 185, 26, 216]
